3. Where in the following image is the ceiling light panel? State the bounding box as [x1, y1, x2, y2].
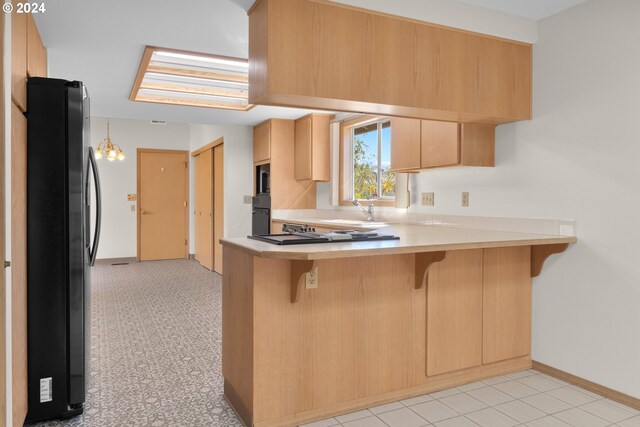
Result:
[130, 46, 253, 111]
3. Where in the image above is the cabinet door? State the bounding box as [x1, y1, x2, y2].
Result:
[253, 121, 271, 163]
[483, 246, 531, 364]
[421, 120, 459, 168]
[426, 250, 483, 376]
[390, 118, 421, 171]
[11, 1, 27, 111]
[309, 115, 330, 181]
[460, 123, 495, 167]
[294, 115, 312, 180]
[27, 14, 46, 78]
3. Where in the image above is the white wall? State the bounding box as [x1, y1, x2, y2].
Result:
[332, 0, 538, 43]
[322, 0, 640, 398]
[89, 118, 253, 259]
[90, 117, 190, 259]
[188, 124, 253, 253]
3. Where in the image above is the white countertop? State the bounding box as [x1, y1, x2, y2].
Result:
[221, 224, 576, 260]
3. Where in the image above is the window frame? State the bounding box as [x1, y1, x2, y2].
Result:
[339, 115, 396, 207]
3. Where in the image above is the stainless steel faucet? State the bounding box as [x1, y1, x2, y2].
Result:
[352, 199, 375, 221]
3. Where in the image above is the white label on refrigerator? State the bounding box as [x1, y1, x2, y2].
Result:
[40, 377, 53, 402]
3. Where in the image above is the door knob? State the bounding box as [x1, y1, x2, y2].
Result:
[141, 210, 150, 215]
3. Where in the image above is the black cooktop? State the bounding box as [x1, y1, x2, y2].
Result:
[248, 232, 400, 246]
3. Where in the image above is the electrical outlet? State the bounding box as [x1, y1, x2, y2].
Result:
[421, 192, 434, 206]
[130, 205, 136, 212]
[243, 195, 252, 204]
[462, 192, 469, 207]
[305, 266, 318, 289]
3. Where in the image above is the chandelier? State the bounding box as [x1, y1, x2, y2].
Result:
[95, 119, 125, 161]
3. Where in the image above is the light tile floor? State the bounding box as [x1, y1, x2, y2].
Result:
[300, 370, 640, 427]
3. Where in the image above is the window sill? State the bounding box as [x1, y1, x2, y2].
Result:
[340, 200, 396, 208]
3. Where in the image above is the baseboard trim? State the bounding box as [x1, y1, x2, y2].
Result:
[250, 356, 531, 427]
[94, 257, 138, 266]
[532, 361, 640, 410]
[224, 380, 252, 427]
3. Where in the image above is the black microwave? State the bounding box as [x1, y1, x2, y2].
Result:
[256, 165, 270, 194]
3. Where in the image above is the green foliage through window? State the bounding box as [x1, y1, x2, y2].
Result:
[352, 121, 395, 200]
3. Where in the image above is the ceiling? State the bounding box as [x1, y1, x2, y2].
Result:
[35, 0, 587, 127]
[458, 0, 587, 21]
[35, 0, 319, 126]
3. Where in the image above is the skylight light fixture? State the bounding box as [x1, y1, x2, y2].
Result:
[129, 46, 253, 111]
[154, 51, 249, 68]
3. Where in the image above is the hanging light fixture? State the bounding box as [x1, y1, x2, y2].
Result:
[95, 119, 125, 162]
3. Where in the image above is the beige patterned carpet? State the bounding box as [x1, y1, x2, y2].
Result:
[30, 259, 242, 427]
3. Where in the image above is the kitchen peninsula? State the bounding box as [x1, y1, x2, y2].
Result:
[221, 224, 576, 427]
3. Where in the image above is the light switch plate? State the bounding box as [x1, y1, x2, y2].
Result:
[421, 192, 434, 206]
[243, 195, 252, 204]
[462, 192, 469, 207]
[130, 205, 136, 212]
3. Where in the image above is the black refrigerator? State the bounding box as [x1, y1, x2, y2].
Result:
[25, 77, 101, 422]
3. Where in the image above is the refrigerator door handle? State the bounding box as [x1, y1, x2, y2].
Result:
[88, 148, 102, 266]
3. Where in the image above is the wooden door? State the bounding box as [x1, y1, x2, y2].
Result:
[0, 15, 5, 422]
[426, 249, 483, 376]
[138, 150, 189, 261]
[421, 120, 460, 168]
[483, 246, 532, 364]
[194, 149, 213, 270]
[213, 145, 224, 273]
[11, 103, 28, 426]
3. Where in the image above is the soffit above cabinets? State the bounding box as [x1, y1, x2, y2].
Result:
[130, 46, 254, 112]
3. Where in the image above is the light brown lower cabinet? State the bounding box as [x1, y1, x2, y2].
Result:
[426, 250, 483, 376]
[483, 246, 532, 363]
[426, 247, 532, 376]
[222, 246, 536, 426]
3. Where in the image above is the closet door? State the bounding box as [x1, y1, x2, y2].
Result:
[213, 144, 224, 274]
[194, 153, 203, 263]
[194, 150, 214, 270]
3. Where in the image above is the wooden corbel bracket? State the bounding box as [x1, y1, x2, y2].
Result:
[291, 260, 316, 303]
[531, 243, 569, 277]
[415, 251, 447, 289]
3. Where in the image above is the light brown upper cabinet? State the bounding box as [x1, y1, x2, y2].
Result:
[390, 119, 495, 171]
[253, 120, 271, 163]
[249, 0, 532, 124]
[390, 118, 422, 171]
[12, 11, 48, 112]
[253, 119, 316, 213]
[27, 14, 47, 78]
[421, 121, 460, 168]
[11, 2, 27, 111]
[294, 114, 332, 182]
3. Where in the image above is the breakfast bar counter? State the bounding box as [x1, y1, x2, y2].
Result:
[221, 225, 576, 427]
